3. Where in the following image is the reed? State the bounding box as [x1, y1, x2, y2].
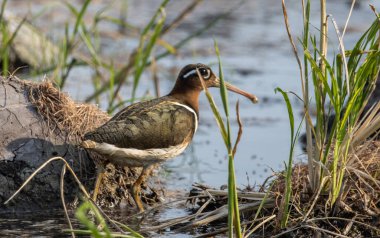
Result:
[275, 88, 305, 228]
[0, 0, 25, 76]
[197, 40, 243, 237]
[131, 0, 168, 102]
[281, 0, 380, 227]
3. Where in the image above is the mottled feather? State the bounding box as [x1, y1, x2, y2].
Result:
[84, 96, 197, 150]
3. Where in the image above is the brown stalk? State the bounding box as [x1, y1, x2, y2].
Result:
[151, 56, 160, 97]
[60, 164, 75, 238]
[232, 100, 243, 157]
[4, 156, 127, 234]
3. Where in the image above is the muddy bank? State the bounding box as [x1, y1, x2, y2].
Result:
[0, 77, 96, 211]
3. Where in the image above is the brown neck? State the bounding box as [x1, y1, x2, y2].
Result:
[168, 86, 201, 115]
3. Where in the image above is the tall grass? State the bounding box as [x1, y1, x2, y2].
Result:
[54, 0, 91, 88]
[280, 0, 380, 226]
[0, 0, 25, 76]
[275, 88, 305, 228]
[198, 40, 242, 237]
[131, 0, 168, 102]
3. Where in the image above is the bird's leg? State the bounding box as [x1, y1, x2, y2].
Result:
[131, 165, 154, 212]
[92, 166, 105, 202]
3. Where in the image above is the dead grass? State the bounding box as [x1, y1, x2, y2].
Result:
[162, 139, 380, 237]
[265, 140, 380, 237]
[26, 78, 110, 139]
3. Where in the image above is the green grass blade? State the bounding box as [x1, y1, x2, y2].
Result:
[213, 41, 242, 237]
[0, 14, 26, 76]
[198, 72, 228, 145]
[275, 87, 303, 228]
[84, 2, 234, 103]
[0, 0, 7, 23]
[214, 39, 229, 117]
[142, 0, 169, 35]
[131, 3, 167, 101]
[79, 24, 101, 66]
[72, 0, 91, 38]
[75, 202, 104, 238]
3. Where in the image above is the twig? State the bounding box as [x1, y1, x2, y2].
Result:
[140, 213, 198, 232]
[3, 156, 126, 234]
[307, 216, 380, 233]
[348, 165, 380, 189]
[232, 100, 243, 157]
[302, 176, 328, 221]
[328, 15, 350, 94]
[61, 164, 75, 238]
[195, 195, 214, 218]
[342, 0, 356, 39]
[194, 216, 272, 238]
[178, 201, 274, 230]
[243, 214, 276, 238]
[342, 214, 356, 236]
[194, 187, 267, 200]
[369, 5, 380, 23]
[302, 224, 349, 238]
[4, 156, 90, 204]
[281, 0, 305, 96]
[271, 226, 301, 238]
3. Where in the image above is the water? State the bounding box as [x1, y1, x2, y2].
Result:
[3, 0, 380, 236]
[0, 210, 74, 237]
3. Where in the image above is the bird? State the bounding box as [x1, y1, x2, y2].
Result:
[81, 63, 258, 211]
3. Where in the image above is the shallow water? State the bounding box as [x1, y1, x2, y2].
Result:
[3, 0, 380, 236]
[0, 210, 75, 237]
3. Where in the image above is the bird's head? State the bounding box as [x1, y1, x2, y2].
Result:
[173, 63, 258, 103]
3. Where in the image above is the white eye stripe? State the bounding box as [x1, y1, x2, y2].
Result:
[183, 69, 197, 79]
[182, 68, 211, 79]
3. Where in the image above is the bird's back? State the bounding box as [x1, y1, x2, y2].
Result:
[84, 96, 198, 151]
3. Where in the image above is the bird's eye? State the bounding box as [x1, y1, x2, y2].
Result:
[199, 68, 211, 79]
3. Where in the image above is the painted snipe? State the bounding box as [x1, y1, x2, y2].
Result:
[82, 63, 258, 211]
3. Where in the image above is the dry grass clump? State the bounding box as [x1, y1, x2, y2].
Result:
[268, 140, 380, 237]
[345, 141, 380, 215]
[25, 78, 110, 139]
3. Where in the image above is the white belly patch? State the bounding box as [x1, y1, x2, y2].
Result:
[91, 141, 189, 167]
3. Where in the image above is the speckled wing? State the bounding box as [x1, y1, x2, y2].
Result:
[84, 97, 197, 150]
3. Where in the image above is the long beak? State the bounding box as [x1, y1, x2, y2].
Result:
[214, 77, 259, 104]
